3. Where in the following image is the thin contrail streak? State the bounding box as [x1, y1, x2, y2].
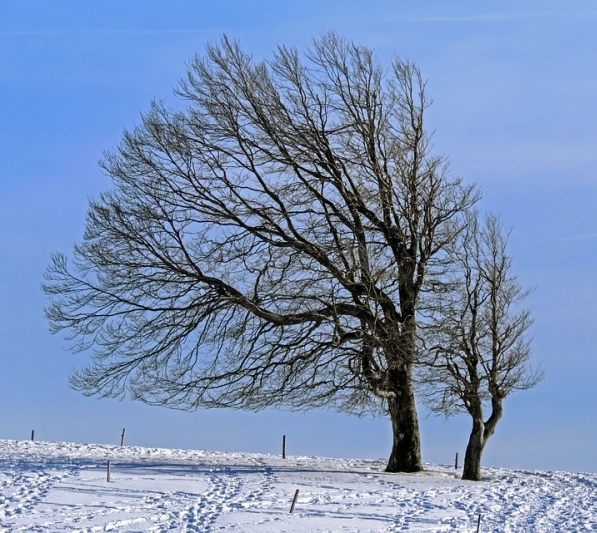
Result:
[420, 11, 597, 23]
[0, 28, 217, 37]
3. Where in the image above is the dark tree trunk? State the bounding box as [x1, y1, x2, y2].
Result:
[385, 367, 423, 473]
[462, 418, 485, 481]
[462, 398, 503, 481]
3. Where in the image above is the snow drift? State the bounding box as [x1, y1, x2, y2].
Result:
[0, 439, 595, 532]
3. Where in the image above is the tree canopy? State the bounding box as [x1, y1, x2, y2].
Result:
[419, 212, 542, 479]
[43, 33, 539, 475]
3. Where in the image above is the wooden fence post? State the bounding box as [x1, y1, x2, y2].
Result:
[289, 489, 299, 513]
[107, 460, 111, 482]
[120, 428, 126, 447]
[30, 430, 34, 441]
[455, 452, 458, 469]
[282, 435, 286, 459]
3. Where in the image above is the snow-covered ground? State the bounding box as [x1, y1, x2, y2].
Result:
[0, 439, 595, 532]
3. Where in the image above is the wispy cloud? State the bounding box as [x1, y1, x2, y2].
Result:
[0, 28, 216, 37]
[535, 232, 597, 244]
[420, 11, 597, 23]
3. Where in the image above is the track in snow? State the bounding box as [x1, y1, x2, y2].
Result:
[2, 440, 597, 532]
[0, 459, 80, 525]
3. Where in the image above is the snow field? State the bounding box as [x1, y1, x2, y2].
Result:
[0, 439, 596, 532]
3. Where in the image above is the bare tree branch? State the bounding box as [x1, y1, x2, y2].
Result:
[43, 32, 480, 473]
[418, 212, 542, 480]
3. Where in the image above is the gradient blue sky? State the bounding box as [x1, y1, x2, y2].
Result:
[2, 1, 596, 473]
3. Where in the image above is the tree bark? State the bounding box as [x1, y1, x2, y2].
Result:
[462, 398, 503, 481]
[385, 367, 423, 473]
[462, 418, 485, 481]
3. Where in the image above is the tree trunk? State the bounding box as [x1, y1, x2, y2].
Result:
[462, 398, 503, 481]
[462, 418, 485, 481]
[385, 367, 423, 473]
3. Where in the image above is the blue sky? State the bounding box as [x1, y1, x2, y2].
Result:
[1, 1, 596, 472]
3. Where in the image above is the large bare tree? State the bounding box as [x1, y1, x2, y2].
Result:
[419, 213, 542, 480]
[43, 33, 478, 472]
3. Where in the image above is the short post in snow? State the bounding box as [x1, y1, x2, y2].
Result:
[476, 513, 482, 532]
[107, 460, 112, 482]
[30, 430, 34, 442]
[289, 489, 299, 513]
[455, 452, 458, 469]
[120, 428, 126, 447]
[282, 435, 286, 459]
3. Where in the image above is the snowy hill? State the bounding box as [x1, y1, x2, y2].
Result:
[0, 440, 595, 532]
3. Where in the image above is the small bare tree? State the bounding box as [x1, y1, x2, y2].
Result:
[43, 33, 479, 472]
[420, 213, 542, 480]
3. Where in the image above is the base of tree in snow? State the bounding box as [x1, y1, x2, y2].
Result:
[0, 439, 595, 531]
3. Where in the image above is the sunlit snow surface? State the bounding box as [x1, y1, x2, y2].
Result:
[1, 440, 596, 532]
